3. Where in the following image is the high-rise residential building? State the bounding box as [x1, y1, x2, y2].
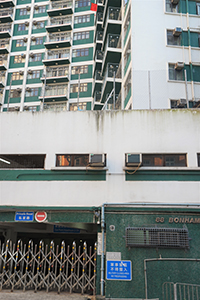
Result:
[0, 0, 199, 112]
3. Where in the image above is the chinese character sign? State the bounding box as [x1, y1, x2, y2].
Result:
[106, 260, 132, 280]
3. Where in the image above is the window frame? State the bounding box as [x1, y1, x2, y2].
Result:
[17, 23, 26, 31]
[142, 154, 187, 167]
[74, 14, 90, 24]
[56, 154, 89, 167]
[168, 63, 185, 81]
[72, 48, 89, 58]
[75, 0, 91, 8]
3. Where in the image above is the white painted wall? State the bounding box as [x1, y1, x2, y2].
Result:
[0, 110, 200, 207]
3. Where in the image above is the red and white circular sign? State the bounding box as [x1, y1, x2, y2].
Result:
[35, 211, 47, 223]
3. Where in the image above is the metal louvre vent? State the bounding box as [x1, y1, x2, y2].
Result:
[125, 227, 189, 249]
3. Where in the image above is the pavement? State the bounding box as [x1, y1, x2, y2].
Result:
[0, 290, 93, 300]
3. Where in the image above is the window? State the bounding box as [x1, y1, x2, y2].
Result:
[26, 88, 39, 97]
[74, 14, 90, 24]
[167, 30, 181, 46]
[0, 154, 45, 169]
[69, 102, 87, 111]
[73, 31, 90, 41]
[71, 65, 88, 75]
[34, 5, 46, 13]
[10, 89, 21, 98]
[198, 154, 200, 167]
[33, 21, 45, 29]
[24, 105, 37, 112]
[125, 227, 189, 249]
[142, 154, 187, 167]
[28, 70, 40, 79]
[19, 8, 29, 16]
[14, 55, 25, 64]
[197, 2, 200, 15]
[72, 48, 89, 58]
[12, 72, 22, 80]
[31, 37, 43, 45]
[16, 39, 26, 47]
[166, 0, 178, 12]
[169, 63, 184, 81]
[29, 53, 42, 62]
[75, 0, 90, 8]
[170, 99, 187, 109]
[17, 23, 26, 31]
[56, 154, 89, 167]
[70, 83, 87, 93]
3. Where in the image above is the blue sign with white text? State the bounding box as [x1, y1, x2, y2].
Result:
[15, 212, 34, 222]
[106, 260, 132, 281]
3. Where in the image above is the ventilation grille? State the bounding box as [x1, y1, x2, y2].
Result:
[125, 227, 189, 249]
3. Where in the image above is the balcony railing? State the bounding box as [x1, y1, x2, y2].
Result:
[49, 1, 72, 10]
[45, 49, 70, 60]
[43, 85, 68, 96]
[108, 7, 121, 21]
[96, 50, 104, 60]
[47, 33, 71, 43]
[0, 72, 5, 83]
[43, 103, 67, 111]
[0, 56, 8, 66]
[0, 25, 11, 32]
[105, 93, 119, 106]
[107, 34, 121, 48]
[0, 39, 9, 49]
[94, 90, 101, 102]
[96, 31, 103, 41]
[95, 70, 103, 81]
[97, 12, 103, 22]
[46, 67, 69, 77]
[97, 0, 104, 4]
[48, 16, 72, 26]
[102, 63, 120, 93]
[0, 8, 13, 17]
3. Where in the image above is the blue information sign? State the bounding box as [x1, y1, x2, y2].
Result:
[15, 212, 34, 222]
[106, 260, 132, 281]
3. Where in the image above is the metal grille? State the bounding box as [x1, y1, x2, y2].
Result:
[0, 240, 96, 294]
[163, 282, 200, 300]
[126, 227, 189, 249]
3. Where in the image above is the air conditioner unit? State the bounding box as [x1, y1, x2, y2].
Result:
[21, 53, 26, 58]
[14, 106, 20, 111]
[25, 21, 29, 26]
[28, 69, 33, 74]
[29, 53, 34, 58]
[34, 5, 39, 10]
[177, 99, 187, 108]
[26, 87, 31, 91]
[26, 6, 31, 11]
[171, 0, 179, 5]
[31, 36, 36, 41]
[24, 105, 29, 110]
[33, 20, 37, 25]
[16, 88, 22, 93]
[19, 70, 24, 75]
[175, 62, 184, 70]
[125, 153, 142, 167]
[89, 154, 106, 167]
[173, 27, 182, 37]
[23, 37, 28, 42]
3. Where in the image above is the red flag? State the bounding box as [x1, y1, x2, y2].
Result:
[90, 3, 97, 11]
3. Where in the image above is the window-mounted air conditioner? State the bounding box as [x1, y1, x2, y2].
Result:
[171, 0, 179, 5]
[14, 106, 20, 111]
[89, 154, 106, 167]
[175, 62, 184, 70]
[26, 87, 31, 92]
[28, 69, 33, 74]
[16, 88, 22, 93]
[177, 99, 187, 108]
[34, 5, 39, 10]
[33, 20, 37, 25]
[23, 37, 28, 42]
[173, 27, 182, 37]
[31, 36, 36, 41]
[125, 153, 142, 167]
[25, 21, 29, 26]
[19, 70, 24, 75]
[26, 6, 31, 11]
[21, 53, 26, 58]
[29, 53, 34, 58]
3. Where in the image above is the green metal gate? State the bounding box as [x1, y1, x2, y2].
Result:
[0, 239, 97, 294]
[163, 282, 200, 300]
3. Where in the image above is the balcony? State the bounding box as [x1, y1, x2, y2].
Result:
[47, 1, 73, 17]
[103, 6, 121, 32]
[43, 103, 67, 111]
[101, 63, 122, 103]
[0, 25, 11, 38]
[93, 70, 103, 96]
[45, 16, 72, 33]
[0, 39, 9, 54]
[43, 50, 70, 66]
[0, 0, 15, 8]
[96, 31, 103, 42]
[41, 66, 69, 84]
[44, 33, 71, 49]
[0, 8, 13, 22]
[93, 90, 103, 110]
[97, 12, 103, 22]
[39, 85, 68, 102]
[93, 50, 104, 76]
[0, 71, 5, 87]
[102, 33, 121, 72]
[0, 55, 7, 70]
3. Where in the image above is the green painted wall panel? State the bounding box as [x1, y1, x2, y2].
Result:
[32, 21, 47, 34]
[193, 66, 200, 82]
[9, 56, 25, 68]
[17, 0, 31, 4]
[30, 37, 46, 50]
[75, 0, 94, 13]
[86, 101, 91, 110]
[73, 31, 94, 45]
[188, 1, 197, 14]
[7, 73, 23, 85]
[124, 54, 131, 76]
[15, 9, 30, 20]
[70, 82, 92, 98]
[181, 31, 189, 46]
[124, 87, 131, 108]
[74, 14, 94, 29]
[26, 70, 43, 84]
[4, 90, 21, 104]
[33, 6, 48, 18]
[28, 53, 44, 67]
[71, 65, 93, 80]
[13, 24, 28, 36]
[190, 32, 199, 48]
[0, 169, 106, 181]
[72, 47, 93, 62]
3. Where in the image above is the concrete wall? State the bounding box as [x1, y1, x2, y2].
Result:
[0, 110, 200, 207]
